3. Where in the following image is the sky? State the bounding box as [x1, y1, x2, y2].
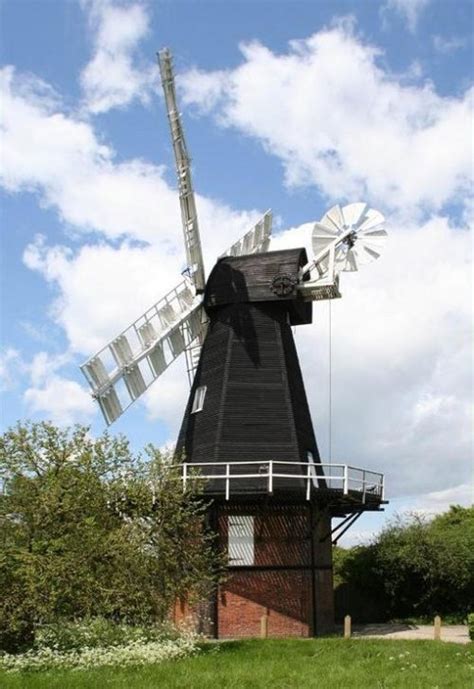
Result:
[0, 0, 472, 545]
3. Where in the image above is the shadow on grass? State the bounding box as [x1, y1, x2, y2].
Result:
[198, 639, 260, 654]
[351, 623, 416, 637]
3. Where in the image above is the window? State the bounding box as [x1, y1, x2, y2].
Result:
[191, 385, 207, 413]
[228, 515, 254, 566]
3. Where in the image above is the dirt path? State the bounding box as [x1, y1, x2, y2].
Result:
[351, 623, 470, 644]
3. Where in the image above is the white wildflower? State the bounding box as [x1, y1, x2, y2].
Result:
[0, 632, 201, 673]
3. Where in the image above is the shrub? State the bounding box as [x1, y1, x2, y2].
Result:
[0, 633, 200, 672]
[0, 422, 224, 652]
[334, 506, 474, 622]
[333, 545, 387, 623]
[468, 613, 474, 641]
[33, 617, 182, 653]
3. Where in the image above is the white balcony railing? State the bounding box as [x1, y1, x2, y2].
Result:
[181, 461, 384, 503]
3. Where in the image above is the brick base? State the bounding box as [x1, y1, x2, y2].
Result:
[173, 503, 335, 639]
[219, 570, 311, 638]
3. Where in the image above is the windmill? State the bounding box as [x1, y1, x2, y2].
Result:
[81, 49, 388, 638]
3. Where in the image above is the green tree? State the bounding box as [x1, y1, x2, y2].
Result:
[334, 506, 474, 622]
[0, 421, 222, 651]
[374, 507, 474, 618]
[333, 544, 387, 622]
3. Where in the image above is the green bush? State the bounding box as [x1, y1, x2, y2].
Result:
[333, 545, 387, 623]
[33, 618, 181, 653]
[334, 506, 474, 622]
[468, 613, 474, 641]
[0, 627, 200, 672]
[0, 422, 224, 653]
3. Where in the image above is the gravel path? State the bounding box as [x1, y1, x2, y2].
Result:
[351, 623, 470, 644]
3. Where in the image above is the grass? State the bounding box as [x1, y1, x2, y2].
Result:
[1, 638, 472, 689]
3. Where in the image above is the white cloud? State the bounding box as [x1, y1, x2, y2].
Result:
[383, 0, 430, 33]
[28, 351, 73, 387]
[0, 348, 25, 391]
[1, 65, 260, 252]
[394, 481, 473, 514]
[142, 355, 190, 439]
[0, 60, 263, 432]
[272, 213, 472, 498]
[21, 238, 197, 434]
[19, 321, 56, 346]
[23, 238, 183, 354]
[0, 65, 180, 243]
[22, 202, 261, 356]
[80, 0, 156, 114]
[179, 26, 472, 214]
[24, 375, 95, 426]
[0, 348, 95, 425]
[337, 482, 472, 546]
[337, 527, 381, 548]
[433, 35, 467, 55]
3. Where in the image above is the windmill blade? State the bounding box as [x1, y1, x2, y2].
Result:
[340, 248, 359, 272]
[219, 210, 272, 259]
[333, 237, 384, 272]
[321, 204, 345, 232]
[183, 312, 209, 387]
[357, 208, 385, 234]
[341, 202, 368, 229]
[311, 221, 339, 258]
[81, 279, 205, 426]
[158, 49, 206, 293]
[356, 210, 388, 257]
[312, 202, 387, 274]
[301, 202, 387, 297]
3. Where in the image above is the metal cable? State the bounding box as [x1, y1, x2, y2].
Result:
[328, 299, 332, 464]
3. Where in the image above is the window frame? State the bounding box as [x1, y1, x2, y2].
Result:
[228, 515, 254, 567]
[191, 385, 207, 414]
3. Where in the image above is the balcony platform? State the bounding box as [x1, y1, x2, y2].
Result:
[181, 460, 386, 516]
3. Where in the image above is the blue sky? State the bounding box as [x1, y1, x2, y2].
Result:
[1, 0, 472, 543]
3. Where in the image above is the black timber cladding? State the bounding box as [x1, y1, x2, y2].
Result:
[176, 248, 324, 494]
[204, 248, 313, 326]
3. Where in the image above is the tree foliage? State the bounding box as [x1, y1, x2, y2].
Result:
[334, 506, 474, 622]
[0, 422, 222, 652]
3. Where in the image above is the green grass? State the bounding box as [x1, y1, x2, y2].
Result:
[1, 638, 472, 689]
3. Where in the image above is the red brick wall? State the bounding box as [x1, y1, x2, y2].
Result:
[219, 505, 310, 566]
[172, 504, 335, 638]
[219, 569, 311, 638]
[216, 504, 333, 638]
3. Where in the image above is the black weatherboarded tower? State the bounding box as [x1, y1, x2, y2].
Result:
[177, 248, 316, 468]
[81, 49, 388, 638]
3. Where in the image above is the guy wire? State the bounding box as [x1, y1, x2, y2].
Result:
[328, 298, 332, 464]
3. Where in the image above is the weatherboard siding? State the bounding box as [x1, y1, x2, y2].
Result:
[176, 302, 320, 476]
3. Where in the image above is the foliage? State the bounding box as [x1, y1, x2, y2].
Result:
[334, 506, 474, 622]
[333, 544, 386, 622]
[0, 639, 472, 688]
[0, 422, 223, 652]
[32, 618, 183, 653]
[468, 614, 474, 641]
[0, 633, 199, 673]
